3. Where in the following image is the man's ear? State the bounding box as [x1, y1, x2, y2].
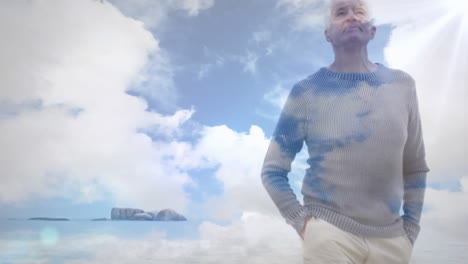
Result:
[324, 29, 331, 42]
[370, 25, 377, 39]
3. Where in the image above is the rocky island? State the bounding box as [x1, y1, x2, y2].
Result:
[110, 208, 187, 221]
[91, 218, 109, 221]
[29, 217, 70, 221]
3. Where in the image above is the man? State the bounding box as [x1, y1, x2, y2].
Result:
[261, 0, 430, 263]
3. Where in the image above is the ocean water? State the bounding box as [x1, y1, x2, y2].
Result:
[0, 219, 467, 263]
[0, 219, 205, 264]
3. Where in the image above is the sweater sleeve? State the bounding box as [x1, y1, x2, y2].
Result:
[402, 81, 430, 245]
[261, 84, 308, 235]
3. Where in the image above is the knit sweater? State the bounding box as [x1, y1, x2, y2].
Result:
[261, 63, 429, 246]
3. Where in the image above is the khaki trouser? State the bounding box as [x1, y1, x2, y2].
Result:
[302, 216, 413, 264]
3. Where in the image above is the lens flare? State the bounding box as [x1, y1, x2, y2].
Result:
[40, 227, 59, 246]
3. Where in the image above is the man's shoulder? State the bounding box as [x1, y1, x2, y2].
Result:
[289, 75, 318, 96]
[290, 69, 325, 93]
[380, 64, 415, 86]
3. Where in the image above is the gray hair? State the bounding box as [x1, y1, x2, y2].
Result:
[323, 0, 374, 30]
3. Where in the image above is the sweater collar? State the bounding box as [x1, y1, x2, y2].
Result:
[318, 63, 384, 81]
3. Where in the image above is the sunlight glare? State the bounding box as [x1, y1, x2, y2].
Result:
[445, 0, 468, 16]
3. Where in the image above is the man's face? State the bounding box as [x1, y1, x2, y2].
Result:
[325, 0, 376, 47]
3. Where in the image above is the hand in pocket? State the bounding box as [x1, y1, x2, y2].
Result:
[300, 216, 313, 240]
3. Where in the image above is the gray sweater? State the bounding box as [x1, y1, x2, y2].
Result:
[261, 63, 429, 245]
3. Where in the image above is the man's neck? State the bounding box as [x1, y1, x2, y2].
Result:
[329, 47, 377, 73]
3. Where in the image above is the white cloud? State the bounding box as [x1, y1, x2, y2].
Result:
[255, 83, 291, 121]
[422, 176, 468, 241]
[194, 125, 280, 220]
[108, 0, 215, 30]
[249, 29, 294, 57]
[263, 84, 290, 109]
[179, 0, 215, 16]
[197, 46, 226, 80]
[197, 64, 213, 79]
[0, 0, 199, 212]
[188, 122, 309, 221]
[275, 0, 327, 31]
[251, 30, 272, 45]
[128, 43, 179, 111]
[238, 51, 260, 75]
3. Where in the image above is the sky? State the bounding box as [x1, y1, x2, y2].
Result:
[0, 0, 467, 261]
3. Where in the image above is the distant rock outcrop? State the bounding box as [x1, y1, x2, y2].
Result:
[111, 208, 144, 220]
[154, 208, 187, 221]
[91, 218, 108, 221]
[133, 212, 153, 221]
[29, 217, 69, 221]
[110, 208, 186, 221]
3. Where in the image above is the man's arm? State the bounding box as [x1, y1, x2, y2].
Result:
[402, 83, 430, 245]
[261, 84, 308, 236]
